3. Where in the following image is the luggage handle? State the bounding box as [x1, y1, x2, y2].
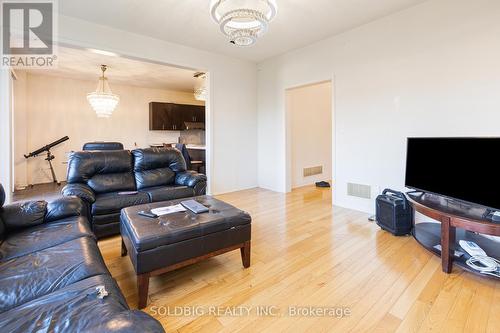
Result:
[382, 188, 408, 210]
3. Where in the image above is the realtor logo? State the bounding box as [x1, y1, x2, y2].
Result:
[1, 0, 57, 68]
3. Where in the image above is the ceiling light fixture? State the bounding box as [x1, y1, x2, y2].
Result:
[194, 72, 207, 101]
[87, 65, 120, 118]
[209, 0, 277, 47]
[87, 48, 119, 57]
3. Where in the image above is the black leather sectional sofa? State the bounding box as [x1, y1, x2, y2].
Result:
[0, 184, 164, 333]
[63, 148, 207, 238]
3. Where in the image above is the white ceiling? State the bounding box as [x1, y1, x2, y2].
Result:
[59, 0, 428, 62]
[24, 47, 198, 91]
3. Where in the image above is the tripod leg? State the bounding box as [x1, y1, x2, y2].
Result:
[47, 158, 60, 185]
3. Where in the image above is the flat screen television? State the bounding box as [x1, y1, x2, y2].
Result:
[405, 137, 500, 210]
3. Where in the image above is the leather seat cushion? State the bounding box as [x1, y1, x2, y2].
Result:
[0, 236, 109, 312]
[92, 191, 150, 215]
[0, 274, 133, 333]
[0, 217, 93, 261]
[88, 172, 137, 194]
[120, 196, 252, 251]
[140, 185, 194, 202]
[135, 169, 176, 190]
[0, 201, 47, 230]
[67, 150, 133, 184]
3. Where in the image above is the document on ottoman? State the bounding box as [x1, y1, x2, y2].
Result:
[151, 204, 186, 216]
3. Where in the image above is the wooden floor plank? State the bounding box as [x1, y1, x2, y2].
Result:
[14, 183, 498, 332]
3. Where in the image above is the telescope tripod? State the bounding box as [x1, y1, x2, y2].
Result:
[45, 150, 60, 185]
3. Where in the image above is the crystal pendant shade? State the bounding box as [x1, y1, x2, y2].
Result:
[209, 0, 277, 47]
[87, 65, 119, 118]
[194, 73, 207, 101]
[194, 87, 207, 101]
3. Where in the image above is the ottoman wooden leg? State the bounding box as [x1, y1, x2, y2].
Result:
[240, 241, 251, 268]
[137, 273, 150, 309]
[121, 238, 128, 257]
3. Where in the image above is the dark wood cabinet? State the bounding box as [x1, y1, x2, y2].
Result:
[149, 102, 205, 131]
[181, 105, 205, 124]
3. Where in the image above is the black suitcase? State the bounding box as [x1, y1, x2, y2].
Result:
[375, 189, 413, 236]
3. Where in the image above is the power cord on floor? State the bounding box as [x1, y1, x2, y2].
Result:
[466, 255, 500, 278]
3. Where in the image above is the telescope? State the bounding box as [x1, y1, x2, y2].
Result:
[24, 136, 69, 185]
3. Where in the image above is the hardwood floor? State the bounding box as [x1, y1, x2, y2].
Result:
[94, 186, 498, 333]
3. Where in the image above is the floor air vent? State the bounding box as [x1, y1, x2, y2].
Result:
[347, 183, 371, 199]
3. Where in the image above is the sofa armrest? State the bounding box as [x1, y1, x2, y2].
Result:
[175, 171, 207, 195]
[62, 183, 96, 204]
[0, 201, 47, 230]
[45, 196, 84, 222]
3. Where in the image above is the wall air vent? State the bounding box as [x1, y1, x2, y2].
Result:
[347, 183, 371, 199]
[303, 166, 323, 177]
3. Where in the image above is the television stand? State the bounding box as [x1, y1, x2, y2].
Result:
[407, 192, 500, 279]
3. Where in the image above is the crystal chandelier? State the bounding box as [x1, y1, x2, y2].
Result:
[209, 0, 278, 47]
[87, 65, 120, 118]
[194, 72, 207, 101]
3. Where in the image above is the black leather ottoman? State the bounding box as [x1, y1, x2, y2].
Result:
[120, 196, 252, 309]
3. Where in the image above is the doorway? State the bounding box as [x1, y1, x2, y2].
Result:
[10, 44, 212, 194]
[285, 81, 333, 191]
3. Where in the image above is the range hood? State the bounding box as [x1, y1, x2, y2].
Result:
[184, 122, 205, 130]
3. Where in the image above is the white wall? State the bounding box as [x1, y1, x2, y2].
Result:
[12, 71, 28, 189]
[49, 15, 257, 195]
[14, 73, 204, 186]
[257, 0, 500, 213]
[287, 81, 332, 188]
[0, 69, 13, 203]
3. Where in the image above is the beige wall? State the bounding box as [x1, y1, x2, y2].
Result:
[13, 71, 28, 190]
[287, 81, 332, 188]
[14, 73, 204, 186]
[0, 69, 13, 203]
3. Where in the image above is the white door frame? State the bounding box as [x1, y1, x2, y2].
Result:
[55, 43, 214, 195]
[283, 77, 336, 199]
[0, 68, 13, 202]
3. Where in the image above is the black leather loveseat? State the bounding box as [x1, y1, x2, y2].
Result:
[62, 147, 207, 238]
[0, 184, 164, 332]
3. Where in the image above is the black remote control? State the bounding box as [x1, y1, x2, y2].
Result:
[138, 211, 158, 218]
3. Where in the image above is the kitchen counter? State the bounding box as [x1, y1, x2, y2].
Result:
[149, 144, 206, 150]
[185, 144, 206, 150]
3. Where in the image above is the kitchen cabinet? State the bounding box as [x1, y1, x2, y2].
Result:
[149, 102, 205, 131]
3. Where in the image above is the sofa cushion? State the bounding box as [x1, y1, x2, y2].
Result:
[0, 274, 141, 333]
[0, 236, 109, 312]
[87, 172, 136, 194]
[45, 196, 84, 222]
[0, 216, 93, 261]
[140, 185, 194, 202]
[132, 148, 186, 189]
[134, 168, 176, 190]
[92, 191, 150, 216]
[67, 150, 136, 194]
[0, 201, 47, 230]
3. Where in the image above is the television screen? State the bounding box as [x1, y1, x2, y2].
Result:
[405, 137, 500, 209]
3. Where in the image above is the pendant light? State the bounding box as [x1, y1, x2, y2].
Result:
[87, 65, 120, 118]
